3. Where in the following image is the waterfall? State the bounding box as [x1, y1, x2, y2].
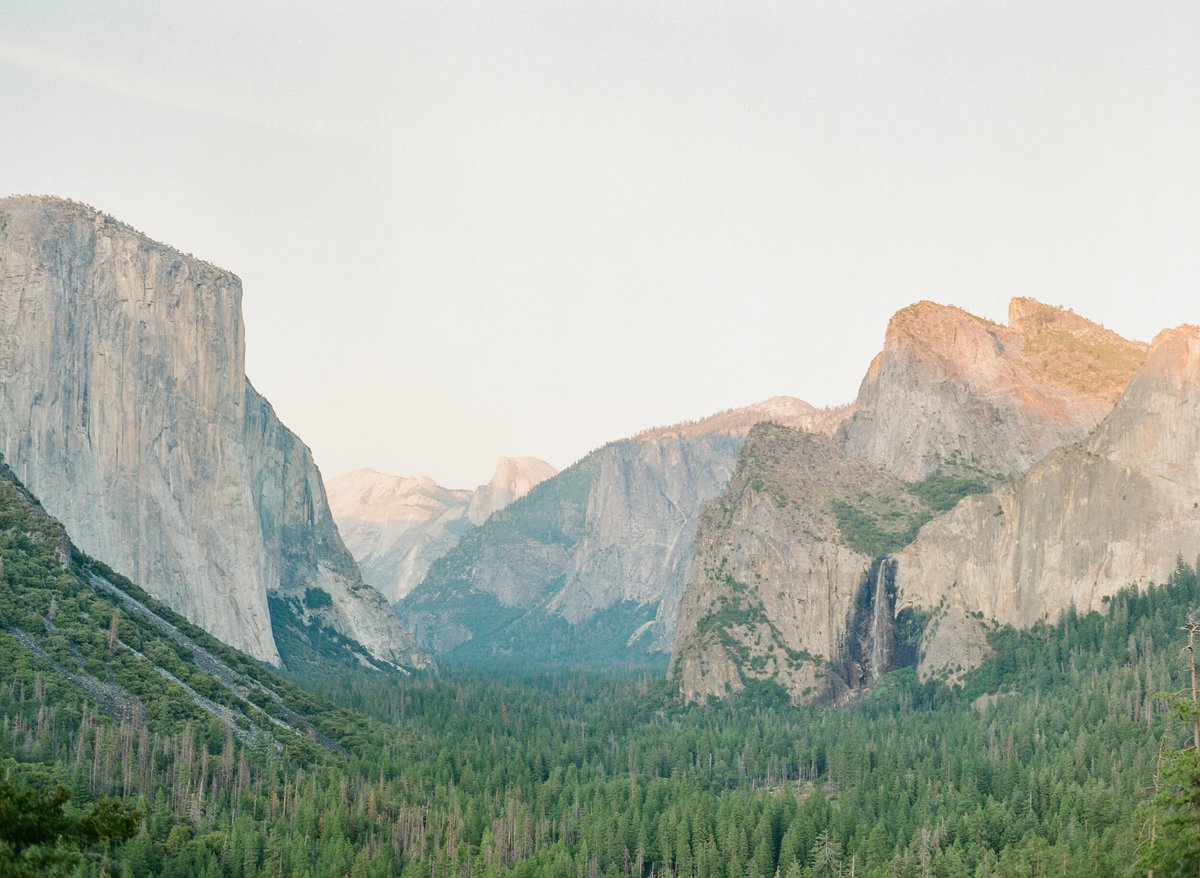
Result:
[868, 557, 895, 681]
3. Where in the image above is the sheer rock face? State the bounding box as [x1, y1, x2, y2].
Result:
[0, 196, 429, 669]
[327, 458, 557, 604]
[400, 397, 852, 662]
[840, 299, 1147, 481]
[400, 434, 743, 658]
[895, 325, 1200, 681]
[670, 424, 907, 703]
[544, 434, 741, 644]
[670, 299, 1149, 702]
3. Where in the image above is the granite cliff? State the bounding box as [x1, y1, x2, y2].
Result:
[0, 196, 429, 670]
[670, 424, 928, 703]
[400, 397, 852, 665]
[327, 457, 557, 604]
[671, 299, 1147, 702]
[895, 324, 1200, 681]
[841, 298, 1147, 480]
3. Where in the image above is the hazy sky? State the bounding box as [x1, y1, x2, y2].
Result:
[2, 2, 1197, 488]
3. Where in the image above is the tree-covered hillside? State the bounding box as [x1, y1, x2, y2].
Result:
[3, 451, 1199, 875]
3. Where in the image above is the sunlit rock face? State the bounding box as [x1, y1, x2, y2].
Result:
[468, 457, 559, 526]
[895, 324, 1200, 681]
[0, 196, 429, 669]
[840, 298, 1146, 481]
[670, 298, 1150, 703]
[327, 457, 558, 604]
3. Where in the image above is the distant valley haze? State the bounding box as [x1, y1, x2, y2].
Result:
[1, 0, 1196, 487]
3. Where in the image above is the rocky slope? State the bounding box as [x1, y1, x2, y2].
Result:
[327, 457, 557, 604]
[840, 298, 1147, 480]
[670, 299, 1148, 702]
[895, 324, 1200, 681]
[0, 451, 390, 758]
[0, 196, 429, 670]
[400, 397, 852, 665]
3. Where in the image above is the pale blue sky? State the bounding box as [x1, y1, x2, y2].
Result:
[2, 2, 1197, 487]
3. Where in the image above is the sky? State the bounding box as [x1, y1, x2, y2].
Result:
[1, 2, 1197, 489]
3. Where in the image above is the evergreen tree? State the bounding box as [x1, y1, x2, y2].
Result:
[0, 777, 138, 876]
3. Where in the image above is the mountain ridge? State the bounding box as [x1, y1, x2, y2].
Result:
[839, 297, 1147, 480]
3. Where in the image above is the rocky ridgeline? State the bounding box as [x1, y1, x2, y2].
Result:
[327, 457, 558, 605]
[0, 196, 430, 671]
[671, 299, 1152, 703]
[841, 298, 1147, 480]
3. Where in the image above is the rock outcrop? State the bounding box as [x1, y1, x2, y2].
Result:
[400, 397, 852, 664]
[0, 196, 429, 670]
[840, 299, 1147, 480]
[895, 324, 1200, 681]
[327, 457, 557, 604]
[670, 298, 1149, 702]
[670, 424, 924, 703]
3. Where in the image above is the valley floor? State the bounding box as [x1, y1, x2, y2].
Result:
[5, 541, 1200, 876]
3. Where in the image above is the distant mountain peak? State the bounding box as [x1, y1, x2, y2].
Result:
[469, 457, 558, 526]
[486, 456, 560, 494]
[326, 470, 471, 525]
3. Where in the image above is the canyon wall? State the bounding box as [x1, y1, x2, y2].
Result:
[0, 196, 428, 669]
[895, 324, 1200, 681]
[671, 299, 1148, 702]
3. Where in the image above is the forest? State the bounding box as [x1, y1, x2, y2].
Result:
[2, 458, 1200, 877]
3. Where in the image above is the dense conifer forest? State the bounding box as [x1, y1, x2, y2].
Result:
[3, 458, 1200, 876]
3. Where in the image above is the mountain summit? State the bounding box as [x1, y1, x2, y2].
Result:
[840, 298, 1147, 480]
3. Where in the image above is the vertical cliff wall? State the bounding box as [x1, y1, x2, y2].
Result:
[669, 424, 926, 703]
[894, 324, 1200, 681]
[670, 299, 1149, 703]
[0, 196, 428, 669]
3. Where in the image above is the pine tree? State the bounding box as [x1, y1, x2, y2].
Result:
[108, 610, 120, 654]
[1136, 622, 1200, 877]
